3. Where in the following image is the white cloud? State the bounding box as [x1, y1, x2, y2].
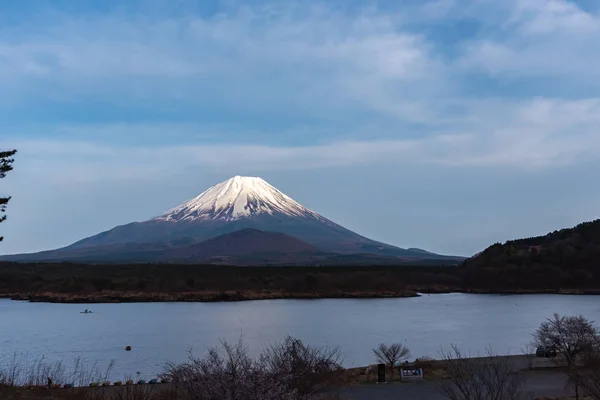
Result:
[0, 6, 426, 79]
[0, 2, 448, 125]
[5, 96, 600, 186]
[511, 0, 598, 35]
[2, 0, 596, 127]
[459, 0, 600, 79]
[1, 0, 599, 181]
[419, 0, 458, 19]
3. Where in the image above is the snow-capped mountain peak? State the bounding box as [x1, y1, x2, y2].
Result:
[155, 176, 321, 222]
[1, 175, 458, 263]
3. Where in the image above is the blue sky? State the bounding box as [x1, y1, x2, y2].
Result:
[2, 0, 600, 257]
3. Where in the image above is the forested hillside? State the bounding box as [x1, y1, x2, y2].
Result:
[462, 219, 600, 290]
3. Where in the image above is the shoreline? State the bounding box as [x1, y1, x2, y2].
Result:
[0, 290, 420, 303]
[0, 354, 558, 389]
[3, 287, 600, 303]
[0, 354, 569, 400]
[2, 262, 598, 305]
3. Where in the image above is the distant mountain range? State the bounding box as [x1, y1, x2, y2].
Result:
[1, 176, 463, 265]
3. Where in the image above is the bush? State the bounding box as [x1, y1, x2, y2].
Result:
[0, 353, 115, 389]
[436, 346, 524, 400]
[263, 336, 345, 399]
[163, 336, 344, 400]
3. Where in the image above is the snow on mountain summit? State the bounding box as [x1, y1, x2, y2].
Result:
[155, 176, 321, 222]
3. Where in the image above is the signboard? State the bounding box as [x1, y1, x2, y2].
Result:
[400, 368, 424, 381]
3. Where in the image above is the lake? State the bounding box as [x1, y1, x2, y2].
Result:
[1, 293, 599, 381]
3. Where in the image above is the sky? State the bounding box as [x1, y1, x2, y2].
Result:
[1, 0, 600, 257]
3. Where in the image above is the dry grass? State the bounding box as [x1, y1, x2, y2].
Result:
[0, 353, 117, 389]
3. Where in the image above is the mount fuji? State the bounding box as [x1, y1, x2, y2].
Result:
[1, 176, 461, 265]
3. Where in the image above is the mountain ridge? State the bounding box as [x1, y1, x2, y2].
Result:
[464, 218, 600, 270]
[1, 176, 462, 264]
[161, 228, 319, 262]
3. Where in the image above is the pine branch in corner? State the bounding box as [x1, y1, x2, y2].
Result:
[0, 149, 17, 242]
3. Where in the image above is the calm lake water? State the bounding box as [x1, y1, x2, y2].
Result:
[1, 293, 599, 380]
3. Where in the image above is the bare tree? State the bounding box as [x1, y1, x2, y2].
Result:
[533, 313, 598, 367]
[263, 336, 345, 400]
[372, 343, 410, 372]
[520, 343, 536, 370]
[565, 336, 600, 400]
[533, 313, 600, 400]
[164, 336, 344, 400]
[436, 345, 528, 400]
[164, 338, 291, 400]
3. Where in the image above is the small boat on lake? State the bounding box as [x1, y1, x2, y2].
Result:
[80, 309, 93, 314]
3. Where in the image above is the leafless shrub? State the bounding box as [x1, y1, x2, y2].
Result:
[263, 336, 345, 399]
[435, 345, 528, 400]
[0, 353, 22, 388]
[372, 343, 410, 372]
[0, 353, 115, 389]
[71, 358, 105, 387]
[521, 343, 537, 370]
[164, 336, 344, 400]
[0, 353, 68, 387]
[164, 337, 293, 400]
